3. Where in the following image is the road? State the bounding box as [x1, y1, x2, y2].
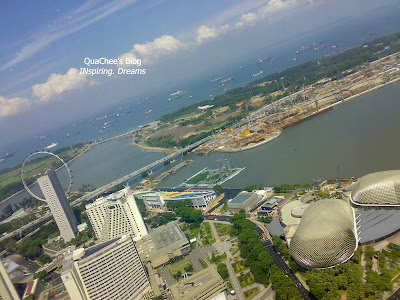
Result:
[388, 288, 400, 300]
[253, 222, 315, 300]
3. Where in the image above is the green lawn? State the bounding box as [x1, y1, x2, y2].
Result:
[233, 261, 246, 273]
[199, 258, 208, 269]
[214, 223, 232, 236]
[201, 222, 215, 245]
[230, 246, 239, 255]
[186, 171, 209, 184]
[170, 261, 193, 280]
[244, 287, 260, 299]
[239, 272, 255, 288]
[0, 148, 78, 189]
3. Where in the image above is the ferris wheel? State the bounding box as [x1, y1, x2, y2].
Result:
[20, 151, 73, 201]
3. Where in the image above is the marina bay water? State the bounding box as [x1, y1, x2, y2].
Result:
[2, 80, 400, 214]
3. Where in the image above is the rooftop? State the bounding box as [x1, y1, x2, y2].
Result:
[170, 267, 225, 300]
[151, 222, 186, 250]
[229, 192, 255, 204]
[160, 191, 213, 200]
[358, 209, 400, 244]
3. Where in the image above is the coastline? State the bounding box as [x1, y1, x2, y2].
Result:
[218, 130, 282, 153]
[136, 142, 176, 154]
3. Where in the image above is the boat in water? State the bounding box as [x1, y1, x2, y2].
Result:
[66, 131, 80, 137]
[220, 76, 233, 84]
[45, 142, 57, 149]
[253, 70, 264, 77]
[0, 152, 14, 159]
[145, 110, 153, 114]
[168, 90, 186, 101]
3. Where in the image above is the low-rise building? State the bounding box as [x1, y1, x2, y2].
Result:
[142, 190, 215, 210]
[258, 196, 284, 216]
[136, 222, 191, 268]
[228, 192, 261, 212]
[170, 266, 226, 300]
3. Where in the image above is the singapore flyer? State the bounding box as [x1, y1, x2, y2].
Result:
[20, 151, 72, 201]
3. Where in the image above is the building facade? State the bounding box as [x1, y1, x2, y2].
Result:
[61, 235, 152, 300]
[85, 188, 148, 241]
[351, 170, 400, 207]
[37, 168, 78, 242]
[289, 199, 358, 269]
[0, 259, 20, 300]
[141, 193, 165, 209]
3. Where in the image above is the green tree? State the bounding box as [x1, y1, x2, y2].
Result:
[37, 270, 48, 279]
[217, 263, 229, 279]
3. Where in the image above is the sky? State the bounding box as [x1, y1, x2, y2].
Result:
[0, 0, 398, 145]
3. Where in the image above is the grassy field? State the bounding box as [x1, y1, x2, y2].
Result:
[230, 246, 239, 255]
[244, 287, 260, 299]
[170, 261, 193, 278]
[186, 170, 209, 184]
[239, 272, 255, 288]
[199, 258, 208, 269]
[233, 261, 246, 273]
[201, 222, 215, 245]
[0, 148, 79, 189]
[214, 223, 232, 236]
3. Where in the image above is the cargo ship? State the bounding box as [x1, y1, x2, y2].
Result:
[45, 143, 57, 149]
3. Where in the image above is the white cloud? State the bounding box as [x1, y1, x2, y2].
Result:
[0, 0, 140, 71]
[196, 25, 230, 44]
[0, 96, 30, 117]
[235, 13, 258, 28]
[120, 35, 184, 65]
[259, 0, 297, 15]
[32, 68, 95, 102]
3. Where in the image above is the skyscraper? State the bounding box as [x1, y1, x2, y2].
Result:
[0, 259, 20, 300]
[61, 235, 152, 300]
[85, 188, 147, 241]
[37, 168, 78, 242]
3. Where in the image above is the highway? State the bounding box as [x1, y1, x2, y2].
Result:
[253, 222, 315, 300]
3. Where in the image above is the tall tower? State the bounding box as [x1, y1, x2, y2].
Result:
[37, 168, 78, 242]
[85, 188, 148, 241]
[0, 260, 20, 300]
[61, 235, 151, 300]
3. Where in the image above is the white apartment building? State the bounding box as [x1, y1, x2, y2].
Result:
[37, 169, 78, 242]
[61, 235, 152, 300]
[85, 188, 148, 241]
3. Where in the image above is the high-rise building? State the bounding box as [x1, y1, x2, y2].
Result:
[85, 188, 147, 241]
[61, 235, 152, 300]
[37, 168, 78, 242]
[0, 259, 20, 300]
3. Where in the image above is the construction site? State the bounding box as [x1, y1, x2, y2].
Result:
[195, 51, 400, 154]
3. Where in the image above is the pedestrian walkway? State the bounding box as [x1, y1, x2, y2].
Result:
[209, 221, 245, 300]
